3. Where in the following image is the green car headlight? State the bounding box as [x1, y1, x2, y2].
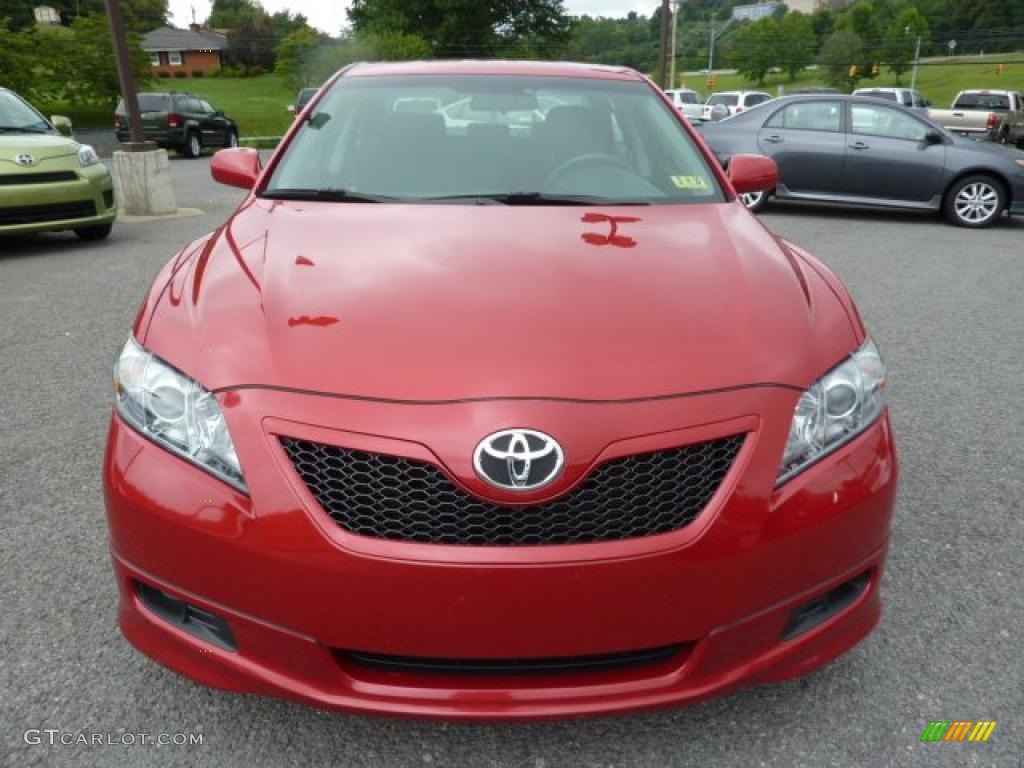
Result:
[78, 144, 100, 167]
[113, 337, 247, 492]
[779, 338, 887, 484]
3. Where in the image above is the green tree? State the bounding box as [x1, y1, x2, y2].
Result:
[777, 12, 815, 81]
[275, 27, 322, 89]
[348, 0, 570, 58]
[0, 27, 36, 90]
[819, 28, 864, 90]
[39, 15, 151, 106]
[0, 0, 37, 30]
[883, 7, 929, 83]
[834, 0, 881, 79]
[44, 0, 166, 31]
[732, 17, 780, 86]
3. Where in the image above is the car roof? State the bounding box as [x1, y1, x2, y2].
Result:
[344, 60, 644, 81]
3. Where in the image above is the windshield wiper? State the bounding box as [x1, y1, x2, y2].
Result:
[0, 125, 50, 134]
[424, 192, 651, 206]
[259, 188, 400, 203]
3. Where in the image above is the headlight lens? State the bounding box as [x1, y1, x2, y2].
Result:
[78, 144, 99, 167]
[113, 337, 247, 492]
[778, 338, 887, 484]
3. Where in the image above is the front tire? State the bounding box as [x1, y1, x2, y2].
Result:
[943, 175, 1005, 228]
[74, 223, 113, 241]
[740, 190, 770, 212]
[180, 131, 202, 158]
[226, 130, 238, 148]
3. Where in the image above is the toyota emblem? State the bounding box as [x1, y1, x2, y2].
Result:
[473, 429, 565, 491]
[15, 153, 37, 167]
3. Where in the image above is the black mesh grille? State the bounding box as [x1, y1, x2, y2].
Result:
[0, 171, 78, 186]
[342, 643, 688, 677]
[0, 200, 95, 226]
[281, 434, 744, 546]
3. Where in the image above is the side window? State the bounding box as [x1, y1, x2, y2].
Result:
[850, 104, 928, 141]
[200, 100, 216, 114]
[901, 92, 912, 107]
[765, 101, 842, 131]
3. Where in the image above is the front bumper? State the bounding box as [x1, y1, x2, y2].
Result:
[103, 385, 898, 719]
[0, 163, 116, 235]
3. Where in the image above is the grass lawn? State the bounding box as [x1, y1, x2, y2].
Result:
[677, 55, 1024, 106]
[151, 73, 295, 138]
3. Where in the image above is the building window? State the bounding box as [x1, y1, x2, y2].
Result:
[168, 51, 183, 66]
[149, 53, 160, 66]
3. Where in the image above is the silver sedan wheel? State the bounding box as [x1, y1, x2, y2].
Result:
[740, 191, 765, 210]
[954, 182, 999, 224]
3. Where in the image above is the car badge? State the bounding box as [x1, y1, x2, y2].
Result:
[473, 429, 565, 491]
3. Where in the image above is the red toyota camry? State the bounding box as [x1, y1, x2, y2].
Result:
[103, 61, 898, 719]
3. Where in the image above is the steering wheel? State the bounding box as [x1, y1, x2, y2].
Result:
[545, 153, 634, 189]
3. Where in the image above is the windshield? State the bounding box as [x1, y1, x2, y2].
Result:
[858, 90, 898, 102]
[264, 75, 724, 205]
[707, 94, 739, 107]
[0, 91, 51, 133]
[953, 92, 1010, 110]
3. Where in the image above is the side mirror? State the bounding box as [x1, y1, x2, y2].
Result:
[924, 130, 943, 145]
[51, 115, 73, 137]
[925, 99, 933, 107]
[214, 110, 225, 117]
[728, 153, 779, 195]
[211, 147, 261, 189]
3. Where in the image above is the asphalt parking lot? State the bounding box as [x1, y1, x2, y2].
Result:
[2, 155, 1022, 768]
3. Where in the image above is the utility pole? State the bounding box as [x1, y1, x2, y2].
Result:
[909, 34, 922, 91]
[708, 13, 715, 74]
[104, 0, 152, 150]
[657, 0, 671, 88]
[669, 0, 681, 90]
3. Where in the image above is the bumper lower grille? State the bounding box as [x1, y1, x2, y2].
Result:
[0, 171, 79, 186]
[0, 200, 96, 226]
[342, 643, 687, 677]
[281, 434, 743, 546]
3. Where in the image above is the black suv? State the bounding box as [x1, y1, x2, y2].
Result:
[115, 92, 239, 158]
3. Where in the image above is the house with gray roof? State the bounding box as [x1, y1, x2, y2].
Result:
[142, 24, 227, 76]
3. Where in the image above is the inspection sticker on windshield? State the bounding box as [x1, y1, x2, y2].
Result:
[670, 174, 710, 190]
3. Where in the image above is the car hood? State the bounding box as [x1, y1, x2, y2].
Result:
[146, 199, 858, 400]
[0, 134, 79, 171]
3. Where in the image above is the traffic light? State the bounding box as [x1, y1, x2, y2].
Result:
[706, 75, 717, 89]
[996, 63, 1007, 76]
[871, 62, 880, 76]
[848, 65, 859, 78]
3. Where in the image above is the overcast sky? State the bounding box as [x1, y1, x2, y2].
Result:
[168, 1, 661, 36]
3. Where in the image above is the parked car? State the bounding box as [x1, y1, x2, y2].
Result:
[702, 90, 772, 120]
[852, 87, 930, 112]
[115, 91, 239, 158]
[927, 90, 1024, 146]
[288, 87, 318, 116]
[0, 87, 116, 240]
[665, 88, 703, 121]
[103, 60, 897, 720]
[697, 94, 1024, 227]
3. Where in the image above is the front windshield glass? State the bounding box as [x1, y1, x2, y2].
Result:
[0, 91, 51, 133]
[265, 75, 724, 204]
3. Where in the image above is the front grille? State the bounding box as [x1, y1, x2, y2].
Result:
[281, 434, 743, 546]
[0, 200, 96, 226]
[342, 643, 688, 677]
[0, 171, 78, 186]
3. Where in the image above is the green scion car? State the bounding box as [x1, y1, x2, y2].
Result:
[1, 87, 116, 240]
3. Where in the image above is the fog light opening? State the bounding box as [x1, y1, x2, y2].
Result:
[136, 581, 237, 652]
[783, 571, 871, 641]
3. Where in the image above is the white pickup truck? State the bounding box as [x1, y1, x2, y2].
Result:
[927, 90, 1024, 147]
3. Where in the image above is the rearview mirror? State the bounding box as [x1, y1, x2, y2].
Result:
[211, 147, 261, 190]
[728, 154, 779, 195]
[51, 115, 73, 137]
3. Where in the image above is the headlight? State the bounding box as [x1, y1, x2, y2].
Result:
[78, 144, 99, 167]
[778, 338, 887, 484]
[113, 337, 247, 492]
